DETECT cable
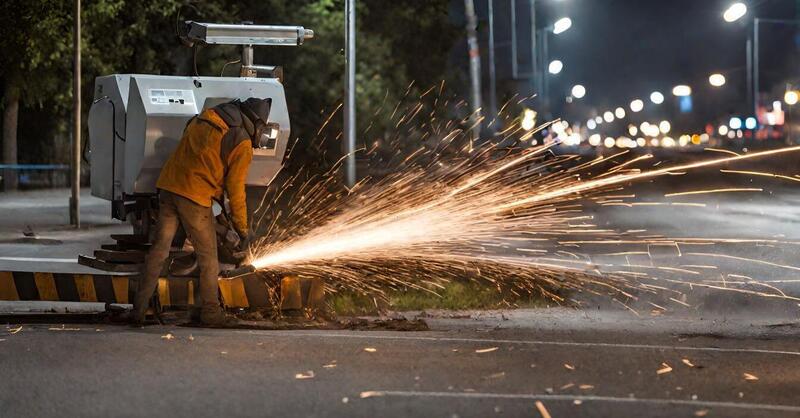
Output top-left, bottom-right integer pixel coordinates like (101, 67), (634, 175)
(193, 44), (200, 76)
(220, 59), (241, 77)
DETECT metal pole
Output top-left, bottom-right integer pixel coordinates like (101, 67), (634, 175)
(753, 18), (760, 118)
(746, 35), (753, 118)
(344, 0), (356, 187)
(487, 0), (498, 124)
(464, 0), (482, 142)
(510, 0), (518, 79)
(70, 0), (81, 227)
(530, 0), (537, 96)
(542, 29), (549, 110)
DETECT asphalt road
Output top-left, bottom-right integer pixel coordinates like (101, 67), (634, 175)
(2, 154), (800, 417)
(1, 309), (799, 418)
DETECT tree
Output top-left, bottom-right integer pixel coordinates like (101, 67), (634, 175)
(0, 1), (73, 189)
(0, 0), (459, 190)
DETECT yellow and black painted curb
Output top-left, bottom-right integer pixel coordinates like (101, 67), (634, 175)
(0, 271), (273, 309)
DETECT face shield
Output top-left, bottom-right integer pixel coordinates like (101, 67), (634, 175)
(253, 121), (281, 150)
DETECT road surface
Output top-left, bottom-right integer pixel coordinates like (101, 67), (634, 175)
(1, 309), (799, 417)
(2, 153), (800, 417)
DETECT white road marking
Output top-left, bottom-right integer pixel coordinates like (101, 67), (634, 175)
(250, 331), (800, 357)
(0, 257), (77, 263)
(361, 390), (800, 413)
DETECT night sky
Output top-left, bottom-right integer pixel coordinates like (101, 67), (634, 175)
(538, 0), (799, 130)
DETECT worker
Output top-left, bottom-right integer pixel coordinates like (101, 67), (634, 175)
(131, 97), (273, 326)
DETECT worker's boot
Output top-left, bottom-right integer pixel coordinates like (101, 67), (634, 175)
(188, 307), (201, 324)
(200, 308), (239, 327)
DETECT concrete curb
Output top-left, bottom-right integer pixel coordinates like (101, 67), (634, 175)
(0, 271), (324, 309)
(0, 271), (275, 309)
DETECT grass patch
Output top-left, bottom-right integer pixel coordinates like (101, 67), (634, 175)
(329, 280), (549, 316)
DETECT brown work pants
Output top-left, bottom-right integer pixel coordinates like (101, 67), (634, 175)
(133, 190), (220, 320)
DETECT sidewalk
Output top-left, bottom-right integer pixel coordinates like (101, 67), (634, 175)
(0, 188), (129, 273)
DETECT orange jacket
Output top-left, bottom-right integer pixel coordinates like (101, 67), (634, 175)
(156, 109), (253, 235)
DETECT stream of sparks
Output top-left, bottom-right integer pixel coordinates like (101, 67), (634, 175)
(244, 88), (800, 306)
(250, 145), (800, 272)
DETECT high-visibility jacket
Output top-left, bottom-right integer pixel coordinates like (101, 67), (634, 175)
(156, 108), (253, 235)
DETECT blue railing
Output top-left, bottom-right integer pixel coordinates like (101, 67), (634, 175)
(0, 164), (69, 170)
(1, 164), (71, 188)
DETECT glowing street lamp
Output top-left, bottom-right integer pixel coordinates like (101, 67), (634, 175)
(615, 107), (626, 119)
(659, 120), (672, 134)
(521, 109), (537, 131)
(603, 111), (615, 123)
(672, 85), (692, 97)
(709, 73), (726, 87)
(553, 17), (573, 35)
(785, 90), (799, 106)
(571, 84), (586, 99)
(548, 60), (563, 75)
(630, 99), (644, 113)
(723, 2), (748, 23)
(650, 91), (665, 105)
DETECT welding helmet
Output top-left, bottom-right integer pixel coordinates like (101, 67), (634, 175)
(239, 98), (279, 149)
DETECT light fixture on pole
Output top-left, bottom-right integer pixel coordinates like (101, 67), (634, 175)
(553, 17), (572, 35)
(538, 15), (572, 110)
(571, 84), (586, 99)
(659, 120), (672, 134)
(650, 91), (665, 104)
(672, 85), (692, 97)
(785, 90), (799, 106)
(548, 59), (563, 75)
(709, 73), (726, 87)
(630, 99), (644, 112)
(723, 2), (747, 23)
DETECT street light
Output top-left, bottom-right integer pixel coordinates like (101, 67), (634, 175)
(672, 85), (692, 96)
(553, 17), (573, 35)
(659, 120), (671, 134)
(615, 107), (626, 119)
(537, 16), (573, 110)
(521, 109), (537, 131)
(650, 91), (665, 104)
(785, 90), (799, 106)
(603, 111), (615, 123)
(571, 84), (586, 99)
(630, 99), (644, 113)
(723, 2), (747, 23)
(709, 73), (726, 87)
(723, 8), (800, 117)
(548, 59), (563, 75)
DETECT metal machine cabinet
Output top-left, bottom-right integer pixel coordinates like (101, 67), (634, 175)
(89, 75), (291, 213)
(87, 21), (312, 223)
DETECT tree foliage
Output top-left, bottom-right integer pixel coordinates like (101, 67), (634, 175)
(0, 0), (459, 167)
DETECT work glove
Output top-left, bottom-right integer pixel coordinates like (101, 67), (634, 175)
(231, 228), (253, 265)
